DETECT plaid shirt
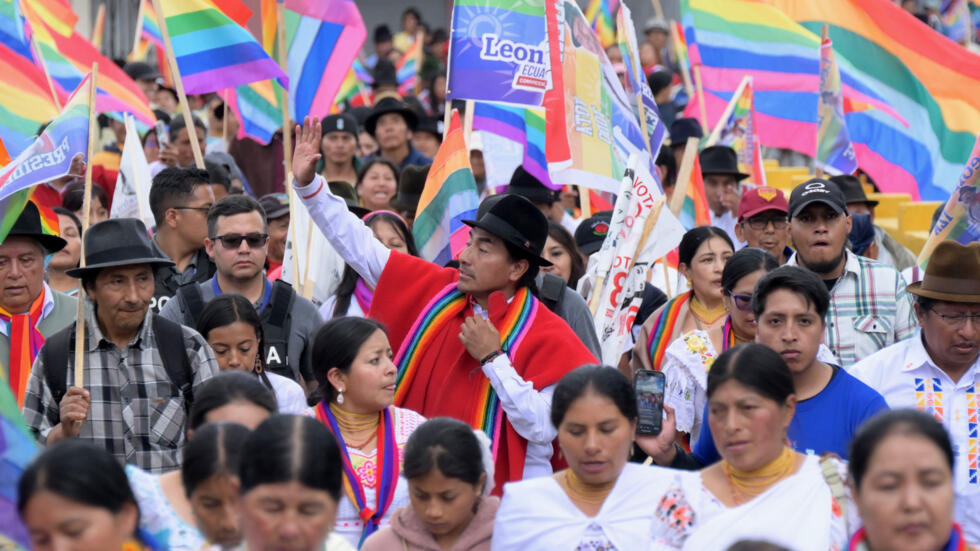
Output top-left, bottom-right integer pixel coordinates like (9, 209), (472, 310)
(22, 305), (218, 473)
(786, 250), (916, 367)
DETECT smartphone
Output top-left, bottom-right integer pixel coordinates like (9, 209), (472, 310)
(155, 120), (169, 147)
(634, 370), (665, 435)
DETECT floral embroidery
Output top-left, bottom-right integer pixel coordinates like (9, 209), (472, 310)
(655, 488), (695, 533)
(682, 334), (715, 371)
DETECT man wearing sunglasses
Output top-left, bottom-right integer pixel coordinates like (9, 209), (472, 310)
(159, 195), (322, 386)
(852, 241), (980, 542)
(149, 167), (229, 313)
(734, 186), (793, 265)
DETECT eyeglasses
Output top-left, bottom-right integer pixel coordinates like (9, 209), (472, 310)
(745, 216), (788, 231)
(173, 205), (211, 214)
(730, 293), (753, 312)
(212, 233), (269, 249)
(928, 307), (980, 328)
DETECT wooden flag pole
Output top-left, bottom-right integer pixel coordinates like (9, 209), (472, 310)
(660, 257), (672, 297)
(131, 0), (146, 56)
(670, 25), (695, 100)
(153, 0), (205, 169)
(301, 218), (315, 299)
(91, 3), (106, 47)
(636, 92), (653, 154)
(442, 100), (452, 135)
(628, 197), (666, 271)
(650, 0), (665, 20)
(30, 34), (62, 111)
(275, 1), (301, 289)
(669, 137), (700, 216)
(704, 75), (751, 147)
(692, 65), (709, 134)
(580, 187), (592, 219)
(73, 63), (99, 405)
(414, 30), (425, 96)
(462, 100), (474, 149)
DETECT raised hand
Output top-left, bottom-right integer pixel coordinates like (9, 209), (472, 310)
(292, 117), (323, 187)
(635, 404), (679, 466)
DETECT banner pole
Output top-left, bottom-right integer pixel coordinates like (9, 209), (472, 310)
(669, 137), (700, 216)
(705, 75), (750, 147)
(153, 0), (205, 169)
(693, 65), (709, 134)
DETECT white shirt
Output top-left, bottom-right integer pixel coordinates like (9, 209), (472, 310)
(710, 209), (742, 249)
(295, 174), (559, 479)
(266, 371), (308, 414)
(851, 332), (980, 543)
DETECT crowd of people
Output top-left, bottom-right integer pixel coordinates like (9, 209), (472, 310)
(2, 3), (979, 551)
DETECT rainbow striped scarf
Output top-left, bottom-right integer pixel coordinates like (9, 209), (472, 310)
(646, 291), (692, 370)
(394, 284), (538, 455)
(313, 403), (398, 546)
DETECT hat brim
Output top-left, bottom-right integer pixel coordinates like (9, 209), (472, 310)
(462, 219), (553, 267)
(906, 281), (980, 303)
(789, 198), (846, 219)
(365, 107), (419, 136)
(264, 206), (290, 220)
(8, 232), (67, 254)
(738, 205), (788, 221)
(578, 241), (602, 256)
(65, 257), (176, 278)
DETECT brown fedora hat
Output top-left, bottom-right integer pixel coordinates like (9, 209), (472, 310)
(907, 241), (980, 303)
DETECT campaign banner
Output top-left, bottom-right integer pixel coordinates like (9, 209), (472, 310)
(446, 0), (552, 107)
(917, 132), (980, 268)
(110, 115), (155, 230)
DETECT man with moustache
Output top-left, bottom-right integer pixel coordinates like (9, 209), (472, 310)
(852, 241), (980, 543)
(734, 187), (793, 265)
(784, 179), (915, 367)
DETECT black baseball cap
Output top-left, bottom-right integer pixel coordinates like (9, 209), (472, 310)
(574, 211), (612, 256)
(788, 178), (848, 219)
(322, 113), (359, 137)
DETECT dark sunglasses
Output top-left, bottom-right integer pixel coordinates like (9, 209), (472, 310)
(730, 293), (753, 312)
(212, 233), (269, 249)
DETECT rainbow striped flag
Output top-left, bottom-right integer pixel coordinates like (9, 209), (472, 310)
(0, 41), (59, 155)
(472, 101), (552, 189)
(615, 3), (667, 156)
(585, 0), (618, 49)
(139, 0), (163, 47)
(412, 110), (480, 266)
(281, 0), (366, 121)
(685, 0), (980, 201)
(0, 0), (31, 60)
(396, 35), (422, 97)
(679, 153), (711, 230)
(0, 379), (38, 551)
(672, 21), (691, 76)
(223, 79), (282, 144)
(917, 132), (980, 267)
(712, 77), (766, 186)
(816, 36), (857, 176)
(335, 67), (370, 107)
(352, 58), (373, 86)
(0, 73), (90, 242)
(159, 0), (287, 95)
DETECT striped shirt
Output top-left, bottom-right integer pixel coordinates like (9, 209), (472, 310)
(23, 305), (219, 473)
(786, 250), (916, 368)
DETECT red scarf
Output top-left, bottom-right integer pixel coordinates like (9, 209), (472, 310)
(0, 287), (46, 407)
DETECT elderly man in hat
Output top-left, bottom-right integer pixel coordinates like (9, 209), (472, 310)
(23, 218), (218, 473)
(0, 203), (77, 407)
(852, 241), (980, 542)
(734, 186), (793, 264)
(700, 145), (749, 246)
(365, 97), (432, 170)
(291, 118), (596, 492)
(829, 174), (916, 271)
(785, 178), (915, 367)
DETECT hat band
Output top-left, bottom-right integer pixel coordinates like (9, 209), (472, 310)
(85, 245), (159, 267)
(920, 273), (980, 297)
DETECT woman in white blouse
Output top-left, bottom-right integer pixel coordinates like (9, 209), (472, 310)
(492, 365), (675, 550)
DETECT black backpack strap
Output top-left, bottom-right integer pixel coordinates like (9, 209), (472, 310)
(176, 283), (206, 327)
(41, 324), (74, 407)
(267, 280), (295, 328)
(261, 280), (296, 378)
(539, 273), (566, 313)
(152, 315), (195, 413)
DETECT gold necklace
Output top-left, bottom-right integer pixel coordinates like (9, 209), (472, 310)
(561, 469), (615, 506)
(690, 295), (727, 325)
(722, 446), (797, 505)
(328, 402), (379, 433)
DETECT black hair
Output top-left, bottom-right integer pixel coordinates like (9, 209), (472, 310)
(61, 181), (109, 213)
(356, 158), (400, 197)
(706, 343), (795, 403)
(721, 247), (779, 295)
(402, 7), (421, 22)
(18, 440), (139, 530)
(751, 265), (830, 320)
(150, 167), (212, 225)
(848, 409), (955, 490)
(677, 226), (734, 268)
(403, 417), (485, 489)
(204, 159), (233, 190)
(655, 148), (677, 189)
(550, 365), (637, 428)
(546, 221), (586, 289)
(196, 295), (277, 389)
(374, 23), (393, 45)
(310, 317), (387, 404)
(168, 114), (206, 142)
(332, 213), (419, 317)
(206, 194), (266, 238)
(188, 371), (278, 431)
(182, 422), (251, 497)
(53, 206), (82, 234)
(239, 415), (343, 501)
(502, 240), (541, 296)
(914, 295), (939, 314)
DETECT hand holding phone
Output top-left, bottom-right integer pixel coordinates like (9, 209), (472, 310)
(634, 369), (665, 436)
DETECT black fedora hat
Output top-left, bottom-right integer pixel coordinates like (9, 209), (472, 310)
(463, 194), (552, 266)
(669, 117), (703, 148)
(507, 166), (559, 205)
(5, 202), (66, 253)
(66, 218), (174, 278)
(391, 164), (430, 212)
(829, 174), (879, 207)
(365, 97), (419, 136)
(699, 145), (749, 181)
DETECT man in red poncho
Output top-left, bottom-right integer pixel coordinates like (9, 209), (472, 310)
(291, 118), (597, 491)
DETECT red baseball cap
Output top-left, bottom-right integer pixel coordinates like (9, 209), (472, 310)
(737, 186), (788, 221)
